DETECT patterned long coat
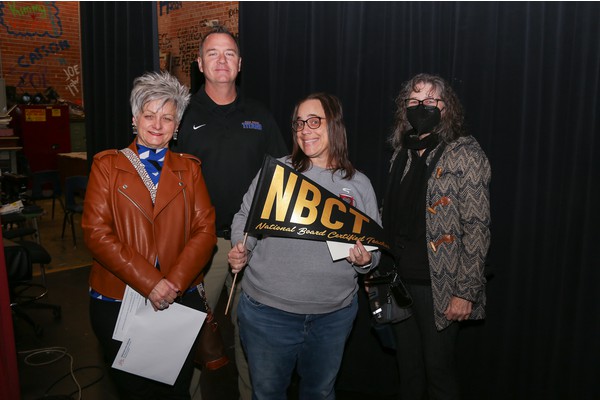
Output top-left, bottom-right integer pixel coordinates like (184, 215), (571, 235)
(388, 135), (491, 330)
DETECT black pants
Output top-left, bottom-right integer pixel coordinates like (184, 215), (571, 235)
(89, 289), (205, 400)
(392, 283), (460, 400)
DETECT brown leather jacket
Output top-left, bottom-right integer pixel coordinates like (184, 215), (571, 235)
(82, 141), (216, 300)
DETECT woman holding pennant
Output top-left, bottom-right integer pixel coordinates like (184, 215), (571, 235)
(228, 92), (381, 400)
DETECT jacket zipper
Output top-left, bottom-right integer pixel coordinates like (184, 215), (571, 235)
(117, 187), (153, 223)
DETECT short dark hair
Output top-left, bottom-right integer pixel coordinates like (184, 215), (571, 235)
(389, 73), (466, 149)
(290, 93), (355, 179)
(198, 25), (239, 56)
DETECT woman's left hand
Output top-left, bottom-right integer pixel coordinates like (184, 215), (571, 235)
(444, 296), (473, 322)
(346, 240), (372, 267)
(149, 278), (179, 311)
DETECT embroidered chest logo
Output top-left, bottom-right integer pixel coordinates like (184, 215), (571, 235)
(339, 189), (355, 207)
(241, 121), (263, 130)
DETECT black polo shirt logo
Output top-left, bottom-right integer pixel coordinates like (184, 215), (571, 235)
(241, 121), (263, 130)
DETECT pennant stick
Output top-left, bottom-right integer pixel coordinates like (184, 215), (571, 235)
(225, 233), (248, 315)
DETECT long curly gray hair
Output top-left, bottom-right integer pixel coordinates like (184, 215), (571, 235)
(389, 73), (466, 149)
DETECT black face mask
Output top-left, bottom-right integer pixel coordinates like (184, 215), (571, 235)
(406, 105), (441, 135)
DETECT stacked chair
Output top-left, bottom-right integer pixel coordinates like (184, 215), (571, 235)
(2, 212), (61, 336)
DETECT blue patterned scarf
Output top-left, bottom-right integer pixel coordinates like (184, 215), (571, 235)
(137, 144), (167, 186)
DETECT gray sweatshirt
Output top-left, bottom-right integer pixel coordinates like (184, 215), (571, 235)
(231, 157), (381, 314)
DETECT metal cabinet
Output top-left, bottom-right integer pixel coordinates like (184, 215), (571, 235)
(11, 105), (71, 173)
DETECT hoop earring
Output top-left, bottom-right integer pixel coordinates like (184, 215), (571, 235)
(132, 122), (138, 135)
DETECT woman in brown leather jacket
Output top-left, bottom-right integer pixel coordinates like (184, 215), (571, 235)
(82, 71), (216, 399)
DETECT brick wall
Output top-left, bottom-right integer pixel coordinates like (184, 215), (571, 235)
(0, 1), (83, 106)
(157, 1), (239, 87)
(0, 1), (240, 110)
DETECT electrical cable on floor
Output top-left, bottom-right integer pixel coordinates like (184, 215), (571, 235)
(47, 366), (105, 397)
(18, 346), (82, 400)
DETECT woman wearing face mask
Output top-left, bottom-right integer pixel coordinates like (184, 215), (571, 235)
(382, 73), (491, 400)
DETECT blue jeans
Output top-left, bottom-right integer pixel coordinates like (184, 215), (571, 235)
(238, 292), (358, 400)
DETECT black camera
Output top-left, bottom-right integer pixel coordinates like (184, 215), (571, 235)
(365, 271), (413, 324)
(365, 272), (412, 308)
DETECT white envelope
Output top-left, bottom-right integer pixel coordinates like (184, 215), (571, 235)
(112, 301), (206, 385)
(112, 285), (146, 341)
(326, 240), (378, 261)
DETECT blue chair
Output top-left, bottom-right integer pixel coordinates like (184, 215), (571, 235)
(29, 170), (64, 220)
(61, 175), (88, 248)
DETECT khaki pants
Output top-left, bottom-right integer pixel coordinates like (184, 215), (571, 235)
(202, 237), (252, 400)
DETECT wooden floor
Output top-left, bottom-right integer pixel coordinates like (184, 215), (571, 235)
(12, 199), (399, 400)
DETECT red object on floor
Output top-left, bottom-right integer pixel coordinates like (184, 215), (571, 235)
(0, 231), (21, 400)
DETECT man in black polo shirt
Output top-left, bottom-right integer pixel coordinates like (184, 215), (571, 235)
(172, 26), (287, 400)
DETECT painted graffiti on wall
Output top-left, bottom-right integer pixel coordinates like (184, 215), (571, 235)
(0, 1), (81, 104)
(159, 33), (172, 52)
(224, 6), (239, 32)
(158, 1), (183, 17)
(0, 1), (62, 37)
(16, 66), (47, 92)
(63, 64), (80, 96)
(176, 25), (204, 74)
(17, 40), (70, 67)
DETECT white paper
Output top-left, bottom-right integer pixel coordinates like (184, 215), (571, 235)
(112, 285), (146, 341)
(112, 301), (206, 385)
(326, 240), (378, 261)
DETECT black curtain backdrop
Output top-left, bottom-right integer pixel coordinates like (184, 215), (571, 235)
(80, 2), (159, 158)
(240, 2), (599, 399)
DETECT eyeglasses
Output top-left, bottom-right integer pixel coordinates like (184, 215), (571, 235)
(292, 116), (325, 131)
(404, 98), (443, 109)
